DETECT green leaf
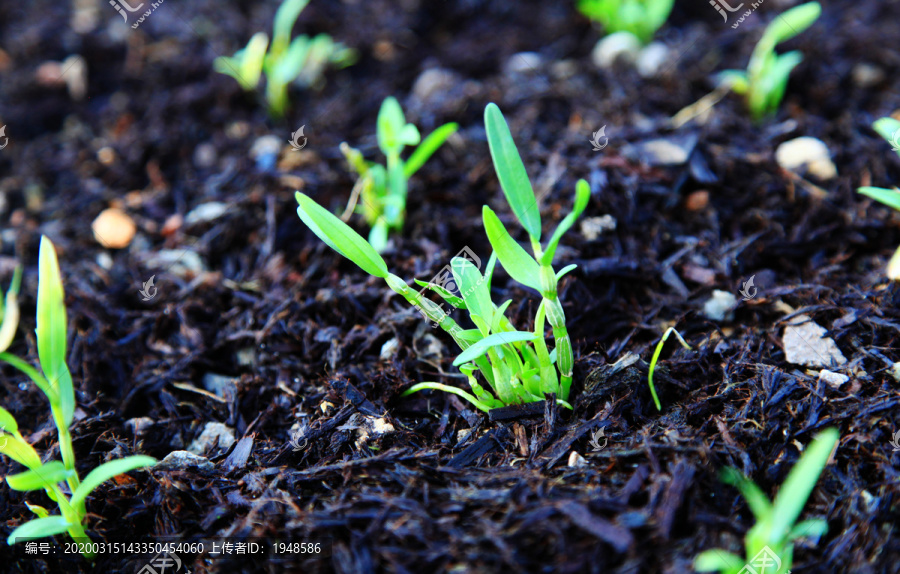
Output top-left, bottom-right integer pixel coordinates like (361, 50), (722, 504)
(0, 405), (19, 435)
(37, 237), (74, 427)
(768, 428), (838, 545)
(759, 51), (804, 118)
(451, 258), (492, 333)
(7, 461), (74, 491)
(70, 455), (157, 508)
(0, 352), (57, 403)
(0, 433), (42, 470)
(272, 0), (310, 59)
(25, 502), (50, 519)
(721, 468), (774, 521)
(873, 117), (900, 155)
(271, 36), (311, 85)
(482, 207), (542, 291)
(401, 382), (496, 413)
(404, 123), (458, 178)
(540, 179), (591, 265)
(693, 549), (743, 572)
(789, 518), (828, 541)
(858, 187), (900, 211)
(719, 70), (750, 94)
(295, 192), (389, 278)
(6, 516), (72, 545)
(452, 331), (537, 367)
(377, 97), (409, 158)
(414, 279), (466, 309)
(455, 329), (484, 343)
(761, 2), (821, 47)
(555, 264), (578, 281)
(484, 103), (542, 240)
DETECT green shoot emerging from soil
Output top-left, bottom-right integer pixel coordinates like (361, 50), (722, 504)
(295, 104), (588, 412)
(340, 96), (458, 253)
(646, 327), (691, 411)
(858, 117), (900, 279)
(695, 428), (838, 574)
(213, 0), (356, 117)
(719, 2), (821, 121)
(0, 237), (156, 560)
(576, 0), (674, 44)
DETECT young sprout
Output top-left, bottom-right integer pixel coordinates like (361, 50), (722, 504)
(294, 104), (588, 412)
(340, 97), (458, 253)
(718, 2), (821, 121)
(576, 0), (674, 44)
(695, 428), (838, 574)
(213, 0), (356, 117)
(858, 117), (900, 279)
(0, 237), (155, 560)
(646, 326), (692, 411)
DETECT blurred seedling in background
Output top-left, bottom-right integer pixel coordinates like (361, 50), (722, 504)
(646, 327), (692, 411)
(695, 428), (838, 574)
(576, 0), (674, 44)
(340, 96), (458, 253)
(213, 0), (356, 117)
(718, 2), (821, 121)
(857, 117), (900, 280)
(0, 238), (155, 560)
(295, 103), (588, 412)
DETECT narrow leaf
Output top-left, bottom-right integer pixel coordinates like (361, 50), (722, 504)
(858, 187), (900, 211)
(482, 207), (542, 291)
(452, 331), (537, 366)
(873, 117), (900, 156)
(0, 432), (42, 470)
(36, 237), (74, 425)
(7, 461), (73, 491)
(0, 405), (19, 435)
(762, 2), (821, 47)
(404, 123), (458, 178)
(70, 455), (157, 508)
(721, 467), (774, 520)
(540, 179), (591, 265)
(295, 192), (389, 278)
(7, 516), (72, 545)
(693, 549), (743, 572)
(768, 428), (838, 544)
(484, 103), (542, 240)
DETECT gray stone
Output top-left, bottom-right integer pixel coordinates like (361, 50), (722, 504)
(775, 137), (837, 180)
(188, 422), (236, 455)
(155, 450), (214, 471)
(782, 315), (847, 367)
(703, 290), (737, 322)
(591, 32), (642, 69)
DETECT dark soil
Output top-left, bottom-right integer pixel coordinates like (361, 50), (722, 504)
(1, 0), (899, 572)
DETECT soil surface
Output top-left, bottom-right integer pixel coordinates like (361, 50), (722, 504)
(1, 0), (899, 572)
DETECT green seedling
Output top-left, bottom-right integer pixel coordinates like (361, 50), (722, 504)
(576, 0), (674, 44)
(858, 117), (900, 280)
(718, 2), (821, 121)
(295, 104), (588, 412)
(340, 96), (458, 253)
(646, 326), (691, 411)
(213, 0), (356, 117)
(0, 237), (155, 560)
(695, 428), (838, 574)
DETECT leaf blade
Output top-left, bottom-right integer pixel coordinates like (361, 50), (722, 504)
(482, 207), (542, 292)
(7, 516), (73, 545)
(70, 455), (157, 508)
(452, 331), (536, 367)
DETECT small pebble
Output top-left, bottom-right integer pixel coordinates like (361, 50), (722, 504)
(782, 315), (847, 368)
(703, 290), (737, 322)
(250, 135), (282, 171)
(155, 450), (214, 472)
(775, 137), (837, 180)
(591, 32), (642, 69)
(92, 208), (136, 249)
(685, 190), (709, 211)
(380, 338), (400, 361)
(193, 143), (217, 168)
(505, 52), (543, 75)
(636, 42), (669, 78)
(188, 422), (236, 455)
(567, 451), (589, 468)
(851, 63), (884, 89)
(630, 136), (696, 166)
(97, 146), (116, 166)
(125, 417), (154, 437)
(140, 249), (205, 277)
(203, 373), (238, 398)
(580, 215), (617, 240)
(185, 202), (229, 225)
(412, 68), (460, 105)
(818, 369), (849, 389)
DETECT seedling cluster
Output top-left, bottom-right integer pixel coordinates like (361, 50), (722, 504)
(296, 103), (588, 412)
(213, 0), (356, 117)
(857, 117), (900, 279)
(340, 97), (457, 253)
(0, 238), (155, 559)
(576, 0), (674, 44)
(719, 2), (821, 121)
(695, 428), (838, 574)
